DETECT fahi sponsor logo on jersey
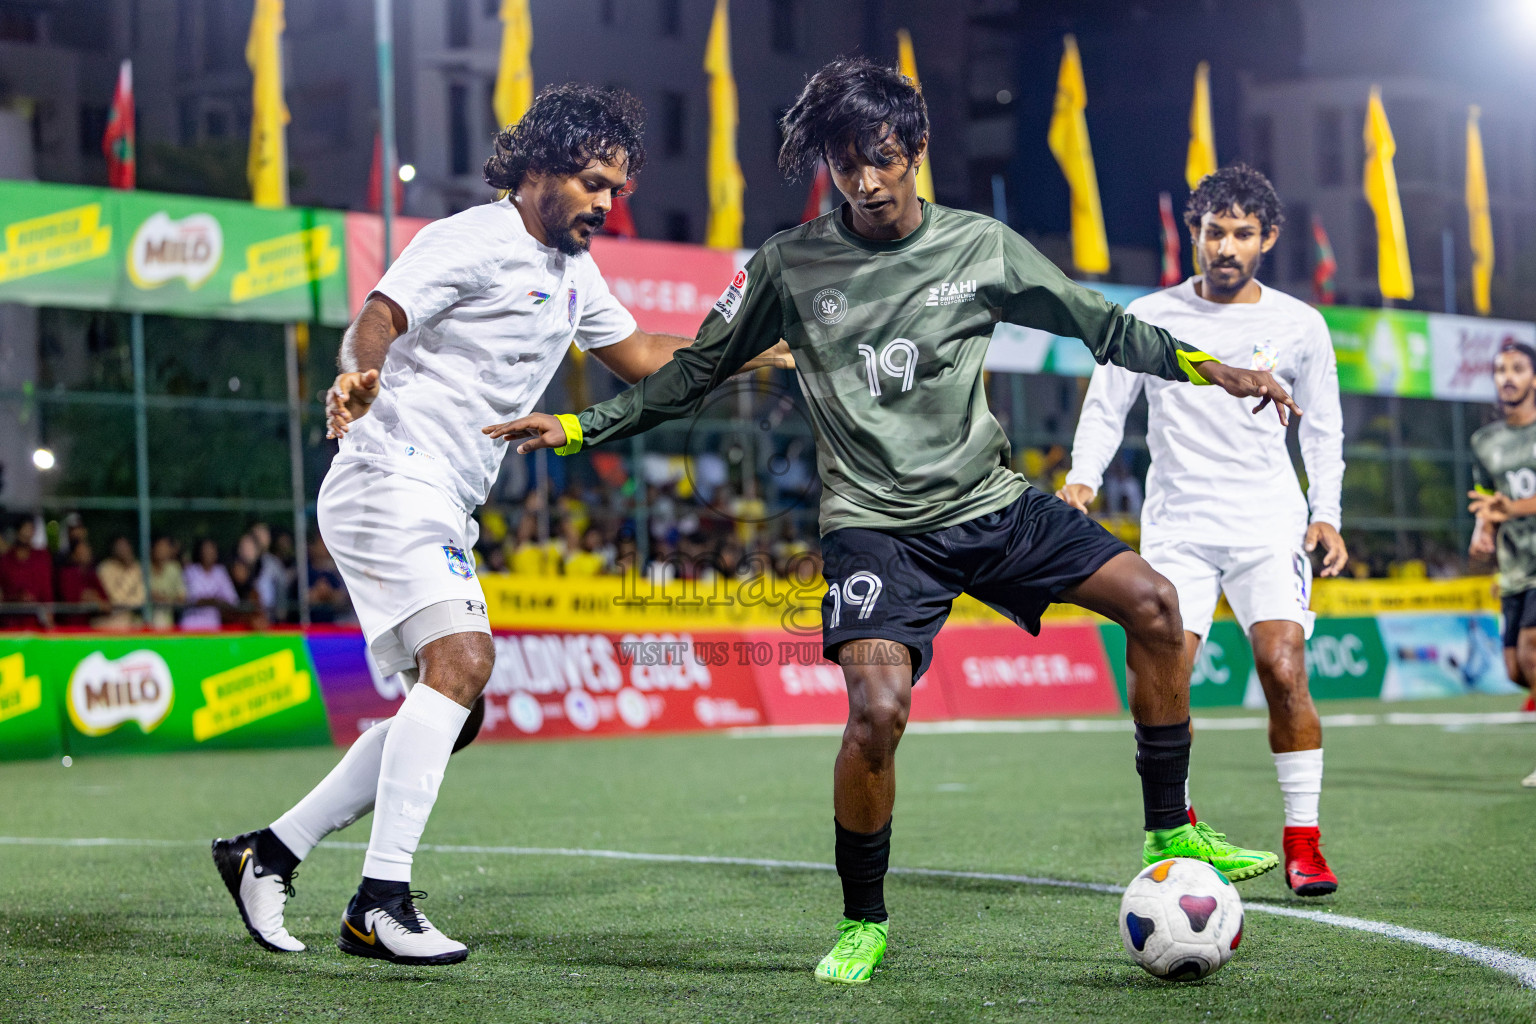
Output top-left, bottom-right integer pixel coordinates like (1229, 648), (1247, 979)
(127, 212), (223, 290)
(925, 279), (977, 307)
(66, 650), (174, 736)
(713, 268), (748, 322)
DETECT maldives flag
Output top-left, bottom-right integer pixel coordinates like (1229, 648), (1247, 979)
(1312, 213), (1337, 305)
(1158, 191), (1181, 287)
(103, 59), (135, 189)
(366, 129), (403, 213)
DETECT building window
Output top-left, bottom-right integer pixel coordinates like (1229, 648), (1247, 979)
(770, 0), (797, 53)
(484, 0), (498, 15)
(205, 108), (228, 139)
(662, 91), (687, 157)
(1247, 115), (1274, 179)
(1354, 199), (1376, 288)
(1315, 108), (1343, 187)
(450, 84), (471, 176)
(447, 0), (471, 48)
(664, 210), (692, 242)
(601, 0), (617, 25)
(660, 0), (682, 37)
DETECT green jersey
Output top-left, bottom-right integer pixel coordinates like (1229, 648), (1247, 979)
(1470, 417), (1536, 595)
(576, 202), (1214, 535)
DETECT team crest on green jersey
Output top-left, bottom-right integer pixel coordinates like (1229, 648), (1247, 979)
(814, 287), (848, 325)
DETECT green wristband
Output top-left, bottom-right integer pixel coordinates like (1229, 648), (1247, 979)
(553, 413), (584, 456)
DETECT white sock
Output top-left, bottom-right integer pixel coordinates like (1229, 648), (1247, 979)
(1274, 748), (1323, 828)
(269, 718), (391, 861)
(362, 685), (470, 883)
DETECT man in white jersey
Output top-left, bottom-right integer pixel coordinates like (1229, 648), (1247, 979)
(1058, 165), (1347, 896)
(210, 84), (788, 964)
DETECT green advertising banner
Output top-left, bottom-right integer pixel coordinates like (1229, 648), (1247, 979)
(0, 179), (349, 326)
(0, 646), (65, 760)
(4, 633), (332, 759)
(1304, 617), (1389, 701)
(1320, 305), (1433, 398)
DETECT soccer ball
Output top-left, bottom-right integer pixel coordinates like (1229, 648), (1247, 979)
(1118, 857), (1244, 982)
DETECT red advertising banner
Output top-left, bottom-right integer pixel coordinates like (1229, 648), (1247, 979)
(310, 629), (766, 745)
(927, 623), (1122, 719)
(344, 211), (745, 336)
(743, 630), (954, 726)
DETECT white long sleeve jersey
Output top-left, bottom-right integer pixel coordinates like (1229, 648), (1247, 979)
(1064, 278), (1344, 548)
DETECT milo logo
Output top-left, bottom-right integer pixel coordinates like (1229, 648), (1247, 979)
(67, 650), (174, 736)
(127, 211), (223, 290)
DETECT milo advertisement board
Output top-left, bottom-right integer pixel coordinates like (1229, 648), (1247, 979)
(36, 634), (332, 757)
(0, 179), (349, 326)
(0, 646), (65, 760)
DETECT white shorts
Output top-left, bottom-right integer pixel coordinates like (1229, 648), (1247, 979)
(318, 458), (491, 675)
(1142, 538), (1315, 641)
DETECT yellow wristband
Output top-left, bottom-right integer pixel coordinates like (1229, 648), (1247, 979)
(1176, 348), (1216, 385)
(553, 413), (584, 456)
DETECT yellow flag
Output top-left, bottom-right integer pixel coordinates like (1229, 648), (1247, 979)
(1047, 35), (1110, 275)
(493, 0), (534, 129)
(703, 0), (744, 249)
(1363, 87), (1413, 300)
(1467, 106), (1494, 316)
(896, 29), (935, 203)
(1185, 61), (1215, 191)
(246, 0), (289, 209)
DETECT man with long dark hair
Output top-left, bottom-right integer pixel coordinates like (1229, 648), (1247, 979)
(1468, 339), (1536, 785)
(1061, 165), (1347, 898)
(497, 59), (1297, 983)
(210, 84), (786, 966)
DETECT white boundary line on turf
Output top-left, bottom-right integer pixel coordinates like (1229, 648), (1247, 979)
(3, 835), (1534, 990)
(727, 710), (1536, 738)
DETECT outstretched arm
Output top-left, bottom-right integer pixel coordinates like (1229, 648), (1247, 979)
(1058, 361), (1143, 511)
(487, 252), (784, 453)
(998, 226), (1301, 423)
(590, 330), (793, 385)
(327, 293), (406, 438)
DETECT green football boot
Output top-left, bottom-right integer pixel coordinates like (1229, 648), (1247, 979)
(814, 918), (888, 984)
(1143, 820), (1279, 881)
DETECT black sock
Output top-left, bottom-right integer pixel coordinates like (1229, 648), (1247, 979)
(1135, 720), (1191, 831)
(359, 876), (411, 904)
(834, 818), (891, 924)
(254, 828), (300, 878)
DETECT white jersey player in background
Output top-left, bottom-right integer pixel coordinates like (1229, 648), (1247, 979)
(1058, 165), (1347, 896)
(211, 84), (788, 964)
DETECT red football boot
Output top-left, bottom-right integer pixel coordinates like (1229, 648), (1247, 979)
(1520, 694), (1534, 713)
(1283, 826), (1338, 897)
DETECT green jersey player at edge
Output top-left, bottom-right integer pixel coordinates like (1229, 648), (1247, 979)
(489, 57), (1300, 986)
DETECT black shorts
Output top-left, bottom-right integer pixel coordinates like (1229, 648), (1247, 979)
(1502, 589), (1536, 648)
(820, 488), (1132, 681)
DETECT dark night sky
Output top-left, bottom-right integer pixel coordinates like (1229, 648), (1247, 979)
(991, 0), (1536, 246)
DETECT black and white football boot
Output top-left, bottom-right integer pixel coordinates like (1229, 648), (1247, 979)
(337, 882), (468, 965)
(211, 830), (305, 952)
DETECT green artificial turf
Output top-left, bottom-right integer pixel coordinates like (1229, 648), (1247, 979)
(1, 694), (1532, 1022)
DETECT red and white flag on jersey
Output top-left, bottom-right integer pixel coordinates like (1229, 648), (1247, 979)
(801, 162), (834, 222)
(1158, 191), (1181, 287)
(103, 59), (135, 189)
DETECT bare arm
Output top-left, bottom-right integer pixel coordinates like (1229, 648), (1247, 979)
(327, 293), (407, 438)
(590, 329), (793, 386)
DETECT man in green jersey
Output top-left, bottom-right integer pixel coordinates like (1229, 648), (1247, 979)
(1468, 339), (1536, 786)
(489, 59), (1298, 983)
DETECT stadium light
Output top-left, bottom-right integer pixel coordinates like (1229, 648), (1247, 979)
(398, 163), (417, 183)
(32, 447), (55, 470)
